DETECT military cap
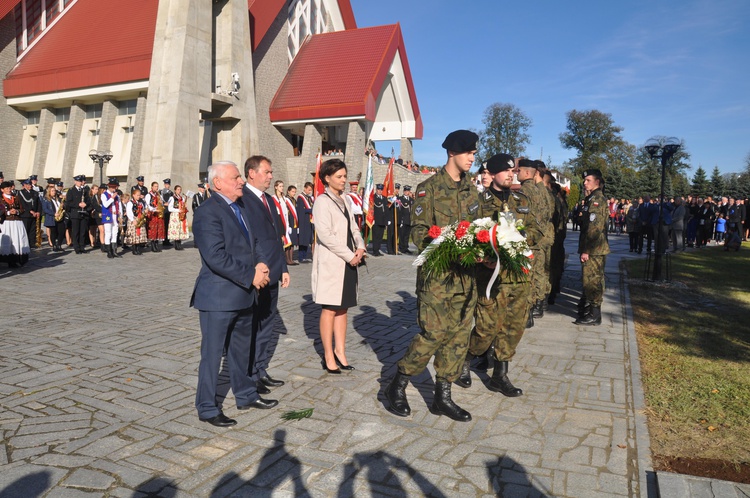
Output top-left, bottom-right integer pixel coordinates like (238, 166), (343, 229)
(0, 171), (4, 178)
(582, 169), (603, 180)
(21, 178), (31, 185)
(477, 163), (487, 173)
(486, 153), (515, 174)
(74, 174), (86, 181)
(403, 185), (412, 191)
(57, 181), (64, 187)
(517, 158), (536, 168)
(533, 160), (547, 171)
(136, 175), (145, 181)
(376, 183), (384, 189)
(107, 177), (120, 187)
(29, 175), (38, 180)
(198, 183), (205, 188)
(441, 129), (479, 153)
(46, 177), (56, 184)
(394, 183), (401, 189)
(163, 178), (171, 184)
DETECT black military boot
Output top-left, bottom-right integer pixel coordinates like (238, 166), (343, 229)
(111, 243), (122, 258)
(455, 354), (473, 388)
(532, 300), (544, 318)
(155, 241), (162, 252)
(488, 361), (523, 397)
(474, 349), (490, 372)
(526, 312), (535, 329)
(430, 380), (471, 421)
(385, 371), (411, 417)
(542, 295), (549, 311)
(106, 244), (114, 259)
(576, 297), (591, 320)
(577, 306), (602, 326)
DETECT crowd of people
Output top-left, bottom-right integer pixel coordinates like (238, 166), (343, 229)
(0, 171), (197, 266)
(571, 194), (749, 253)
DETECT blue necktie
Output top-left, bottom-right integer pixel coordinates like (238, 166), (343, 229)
(230, 202), (250, 242)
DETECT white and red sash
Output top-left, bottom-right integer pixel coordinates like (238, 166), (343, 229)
(284, 197), (298, 227)
(272, 196), (291, 248)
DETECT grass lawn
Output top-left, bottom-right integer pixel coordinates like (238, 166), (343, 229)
(625, 242), (750, 482)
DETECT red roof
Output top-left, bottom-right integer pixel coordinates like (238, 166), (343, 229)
(0, 0), (15, 20)
(269, 23), (422, 138)
(3, 0), (158, 98)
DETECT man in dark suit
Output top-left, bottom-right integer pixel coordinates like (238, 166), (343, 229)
(243, 156), (291, 398)
(18, 178), (41, 246)
(65, 175), (91, 254)
(191, 161), (272, 427)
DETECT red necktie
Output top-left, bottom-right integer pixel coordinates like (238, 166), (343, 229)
(261, 194), (272, 217)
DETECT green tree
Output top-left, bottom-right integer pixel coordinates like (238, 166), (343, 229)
(691, 166), (710, 197)
(567, 182), (581, 211)
(635, 149), (661, 198)
(710, 166), (725, 198)
(476, 103), (532, 161)
(559, 109), (625, 177)
(672, 173), (691, 198)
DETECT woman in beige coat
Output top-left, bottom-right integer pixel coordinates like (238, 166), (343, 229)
(312, 159), (366, 373)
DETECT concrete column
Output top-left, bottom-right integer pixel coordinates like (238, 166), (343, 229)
(126, 93), (148, 191)
(32, 107), (55, 177)
(60, 103), (84, 183)
(97, 100), (118, 152)
(345, 120), (366, 180)
(301, 124), (323, 187)
(0, 12), (24, 175)
(139, 0), (213, 195)
(211, 0), (258, 162)
(400, 138), (414, 164)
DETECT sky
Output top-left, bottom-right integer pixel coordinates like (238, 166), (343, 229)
(351, 0), (750, 175)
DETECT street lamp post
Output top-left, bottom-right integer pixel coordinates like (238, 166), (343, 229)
(88, 149), (113, 186)
(644, 137), (681, 281)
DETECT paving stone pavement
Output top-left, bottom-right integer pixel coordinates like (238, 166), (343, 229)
(1, 233), (748, 497)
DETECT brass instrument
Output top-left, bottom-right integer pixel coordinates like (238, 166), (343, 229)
(178, 194), (188, 222)
(35, 210), (42, 247)
(135, 203), (148, 228)
(155, 196), (165, 219)
(54, 199), (65, 222)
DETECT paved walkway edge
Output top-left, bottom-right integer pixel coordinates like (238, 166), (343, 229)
(620, 263), (657, 498)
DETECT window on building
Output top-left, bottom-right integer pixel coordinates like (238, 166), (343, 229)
(26, 0), (43, 46)
(27, 110), (41, 125)
(117, 99), (138, 115)
(85, 104), (103, 119)
(46, 0), (61, 25)
(55, 107), (70, 122)
(287, 0), (328, 63)
(15, 0), (74, 56)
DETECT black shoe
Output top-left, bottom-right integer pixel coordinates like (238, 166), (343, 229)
(372, 252), (382, 257)
(237, 398), (278, 410)
(199, 413), (237, 427)
(385, 371), (411, 417)
(576, 306), (602, 326)
(487, 361), (523, 397)
(322, 361), (341, 374)
(106, 244), (114, 259)
(577, 297), (591, 320)
(334, 353), (355, 371)
(429, 380), (471, 422)
(260, 375), (285, 387)
(163, 240), (173, 247)
(111, 243), (122, 258)
(257, 383), (271, 395)
(455, 357), (472, 388)
(525, 313), (534, 328)
(532, 300), (544, 318)
(401, 249), (413, 254)
(542, 297), (549, 311)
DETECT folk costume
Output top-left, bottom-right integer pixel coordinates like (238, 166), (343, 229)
(125, 198), (149, 254)
(145, 189), (165, 251)
(101, 180), (122, 258)
(167, 194), (190, 249)
(0, 186), (30, 267)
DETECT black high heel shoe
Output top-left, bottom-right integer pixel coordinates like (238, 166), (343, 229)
(322, 360), (341, 374)
(334, 353), (355, 371)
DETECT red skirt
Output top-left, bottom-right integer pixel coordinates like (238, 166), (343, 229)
(147, 216), (165, 241)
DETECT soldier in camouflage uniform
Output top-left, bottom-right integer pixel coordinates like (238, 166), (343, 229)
(456, 154), (541, 397)
(547, 180), (568, 305)
(575, 169), (610, 325)
(532, 161), (555, 317)
(516, 159), (544, 327)
(384, 130), (480, 422)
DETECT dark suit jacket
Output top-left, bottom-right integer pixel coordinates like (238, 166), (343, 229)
(242, 185), (288, 283)
(190, 194), (265, 312)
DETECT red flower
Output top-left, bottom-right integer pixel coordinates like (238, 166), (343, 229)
(458, 220), (471, 230)
(476, 230), (490, 243)
(428, 225), (442, 238)
(455, 227), (468, 239)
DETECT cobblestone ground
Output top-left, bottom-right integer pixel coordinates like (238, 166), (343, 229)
(1, 233), (648, 497)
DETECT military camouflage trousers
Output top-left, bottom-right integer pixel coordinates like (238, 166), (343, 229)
(470, 270), (531, 362)
(398, 275), (477, 382)
(530, 245), (549, 302)
(581, 255), (606, 306)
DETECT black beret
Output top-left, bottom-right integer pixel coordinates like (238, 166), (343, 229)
(517, 158), (536, 168)
(57, 181), (64, 187)
(533, 160), (547, 171)
(582, 169), (603, 179)
(441, 129), (479, 153)
(21, 179), (31, 185)
(0, 171), (4, 177)
(376, 184), (384, 189)
(486, 153), (515, 175)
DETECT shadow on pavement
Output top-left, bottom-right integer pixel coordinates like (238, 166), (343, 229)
(0, 471), (50, 498)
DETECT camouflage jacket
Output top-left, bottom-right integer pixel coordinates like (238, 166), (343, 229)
(535, 181), (555, 240)
(519, 179), (544, 248)
(578, 188), (610, 255)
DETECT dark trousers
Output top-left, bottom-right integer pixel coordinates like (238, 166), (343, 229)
(371, 224), (386, 254)
(163, 211), (171, 242)
(398, 225), (411, 252)
(628, 232), (639, 251)
(70, 216), (89, 251)
(196, 308), (257, 418)
(387, 223), (396, 254)
(21, 217), (36, 244)
(252, 283), (279, 381)
(50, 222), (67, 247)
(697, 224), (710, 247)
(639, 224), (654, 252)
